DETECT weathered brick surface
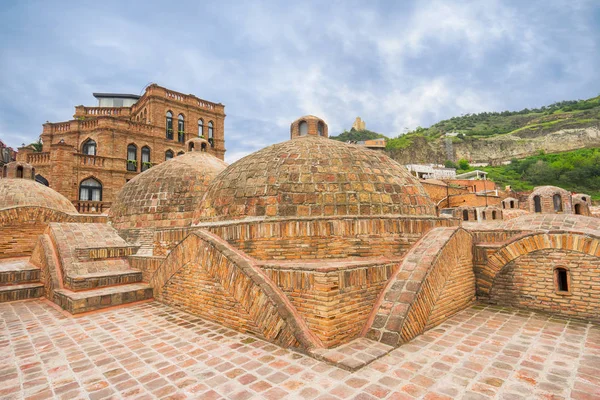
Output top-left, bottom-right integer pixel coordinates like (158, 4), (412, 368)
(490, 248), (600, 321)
(527, 185), (573, 214)
(260, 260), (398, 347)
(364, 227), (475, 346)
(109, 149), (227, 232)
(150, 229), (320, 349)
(196, 135), (436, 221)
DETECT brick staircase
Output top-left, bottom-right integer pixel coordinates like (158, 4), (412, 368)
(0, 258), (44, 303)
(32, 223), (153, 314)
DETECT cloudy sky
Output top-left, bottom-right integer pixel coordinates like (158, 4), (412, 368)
(1, 0), (599, 163)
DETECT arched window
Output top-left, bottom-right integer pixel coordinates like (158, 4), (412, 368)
(16, 166), (23, 178)
(79, 178), (102, 201)
(208, 121), (214, 147)
(141, 146), (151, 171)
(165, 150), (174, 161)
(533, 195), (542, 213)
(35, 174), (49, 186)
(201, 142), (207, 152)
(462, 210), (469, 221)
(299, 121), (308, 136)
(318, 121), (324, 136)
(127, 144), (137, 172)
(555, 268), (569, 292)
(198, 119), (204, 137)
(553, 194), (562, 212)
(166, 111), (174, 140)
(82, 139), (97, 156)
(582, 196), (587, 202)
(177, 151), (184, 156)
(492, 210), (497, 219)
(178, 114), (185, 143)
(574, 204), (582, 215)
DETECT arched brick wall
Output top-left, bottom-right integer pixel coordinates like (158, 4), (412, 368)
(485, 232), (600, 321)
(363, 227), (475, 346)
(479, 232), (600, 299)
(150, 229), (321, 350)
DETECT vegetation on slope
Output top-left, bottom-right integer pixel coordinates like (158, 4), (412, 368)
(330, 128), (387, 142)
(456, 148), (600, 200)
(386, 96), (600, 149)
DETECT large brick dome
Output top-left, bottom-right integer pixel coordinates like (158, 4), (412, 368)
(0, 179), (77, 214)
(109, 150), (227, 230)
(196, 135), (435, 221)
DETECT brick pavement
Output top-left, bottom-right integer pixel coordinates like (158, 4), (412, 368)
(1, 300), (599, 399)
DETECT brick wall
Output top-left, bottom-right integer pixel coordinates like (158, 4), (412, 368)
(261, 262), (397, 347)
(489, 249), (600, 322)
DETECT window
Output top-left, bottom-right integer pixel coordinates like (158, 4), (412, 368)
(141, 146), (151, 171)
(208, 121), (214, 147)
(482, 212), (486, 220)
(555, 268), (569, 293)
(553, 194), (562, 212)
(582, 196), (587, 202)
(492, 210), (497, 219)
(299, 121), (308, 136)
(79, 178), (102, 201)
(31, 168), (35, 179)
(166, 111), (173, 140)
(318, 121), (324, 136)
(533, 195), (542, 213)
(2, 165), (6, 178)
(198, 119), (204, 137)
(16, 166), (23, 178)
(462, 210), (469, 221)
(127, 144), (137, 172)
(510, 200), (515, 209)
(165, 150), (174, 161)
(82, 139), (97, 156)
(502, 202), (506, 209)
(178, 114), (185, 143)
(201, 142), (207, 152)
(575, 204), (582, 215)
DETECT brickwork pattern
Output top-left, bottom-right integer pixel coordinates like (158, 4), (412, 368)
(1, 301), (598, 399)
(490, 249), (600, 322)
(197, 136), (436, 221)
(0, 179), (77, 213)
(528, 185), (573, 214)
(365, 227), (475, 346)
(109, 151), (227, 231)
(150, 230), (319, 349)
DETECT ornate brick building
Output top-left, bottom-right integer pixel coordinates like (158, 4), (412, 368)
(16, 84), (225, 213)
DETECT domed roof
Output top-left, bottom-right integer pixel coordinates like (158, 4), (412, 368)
(529, 185), (571, 197)
(196, 136), (435, 221)
(499, 213), (599, 235)
(0, 179), (77, 214)
(109, 151), (227, 229)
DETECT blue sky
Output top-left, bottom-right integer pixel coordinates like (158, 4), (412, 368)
(1, 0), (599, 163)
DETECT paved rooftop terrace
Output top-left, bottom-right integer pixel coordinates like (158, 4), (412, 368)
(1, 300), (599, 400)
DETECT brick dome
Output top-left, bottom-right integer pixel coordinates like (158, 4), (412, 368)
(0, 179), (77, 214)
(109, 151), (227, 229)
(196, 136), (435, 221)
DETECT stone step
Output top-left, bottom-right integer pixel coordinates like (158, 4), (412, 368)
(0, 258), (41, 285)
(65, 269), (143, 291)
(0, 283), (44, 303)
(53, 283), (153, 314)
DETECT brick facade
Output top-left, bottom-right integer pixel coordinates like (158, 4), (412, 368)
(17, 84), (225, 213)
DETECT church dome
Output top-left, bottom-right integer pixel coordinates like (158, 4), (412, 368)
(196, 135), (435, 221)
(0, 179), (77, 214)
(109, 150), (227, 229)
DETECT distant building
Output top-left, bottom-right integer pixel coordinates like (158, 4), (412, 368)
(352, 116), (366, 131)
(455, 170), (488, 180)
(405, 164), (456, 180)
(16, 84), (226, 214)
(0, 140), (16, 167)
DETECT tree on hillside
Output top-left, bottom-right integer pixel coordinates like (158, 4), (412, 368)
(330, 129), (387, 143)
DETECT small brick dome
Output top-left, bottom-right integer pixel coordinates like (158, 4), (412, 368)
(0, 179), (77, 213)
(196, 135), (435, 221)
(109, 151), (227, 229)
(290, 115), (328, 139)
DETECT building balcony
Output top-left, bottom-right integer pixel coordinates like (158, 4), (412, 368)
(26, 152), (51, 165)
(75, 200), (111, 214)
(74, 106), (131, 118)
(77, 153), (107, 168)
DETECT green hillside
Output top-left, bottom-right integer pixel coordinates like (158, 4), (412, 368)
(387, 95), (600, 149)
(330, 128), (388, 142)
(458, 148), (600, 201)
